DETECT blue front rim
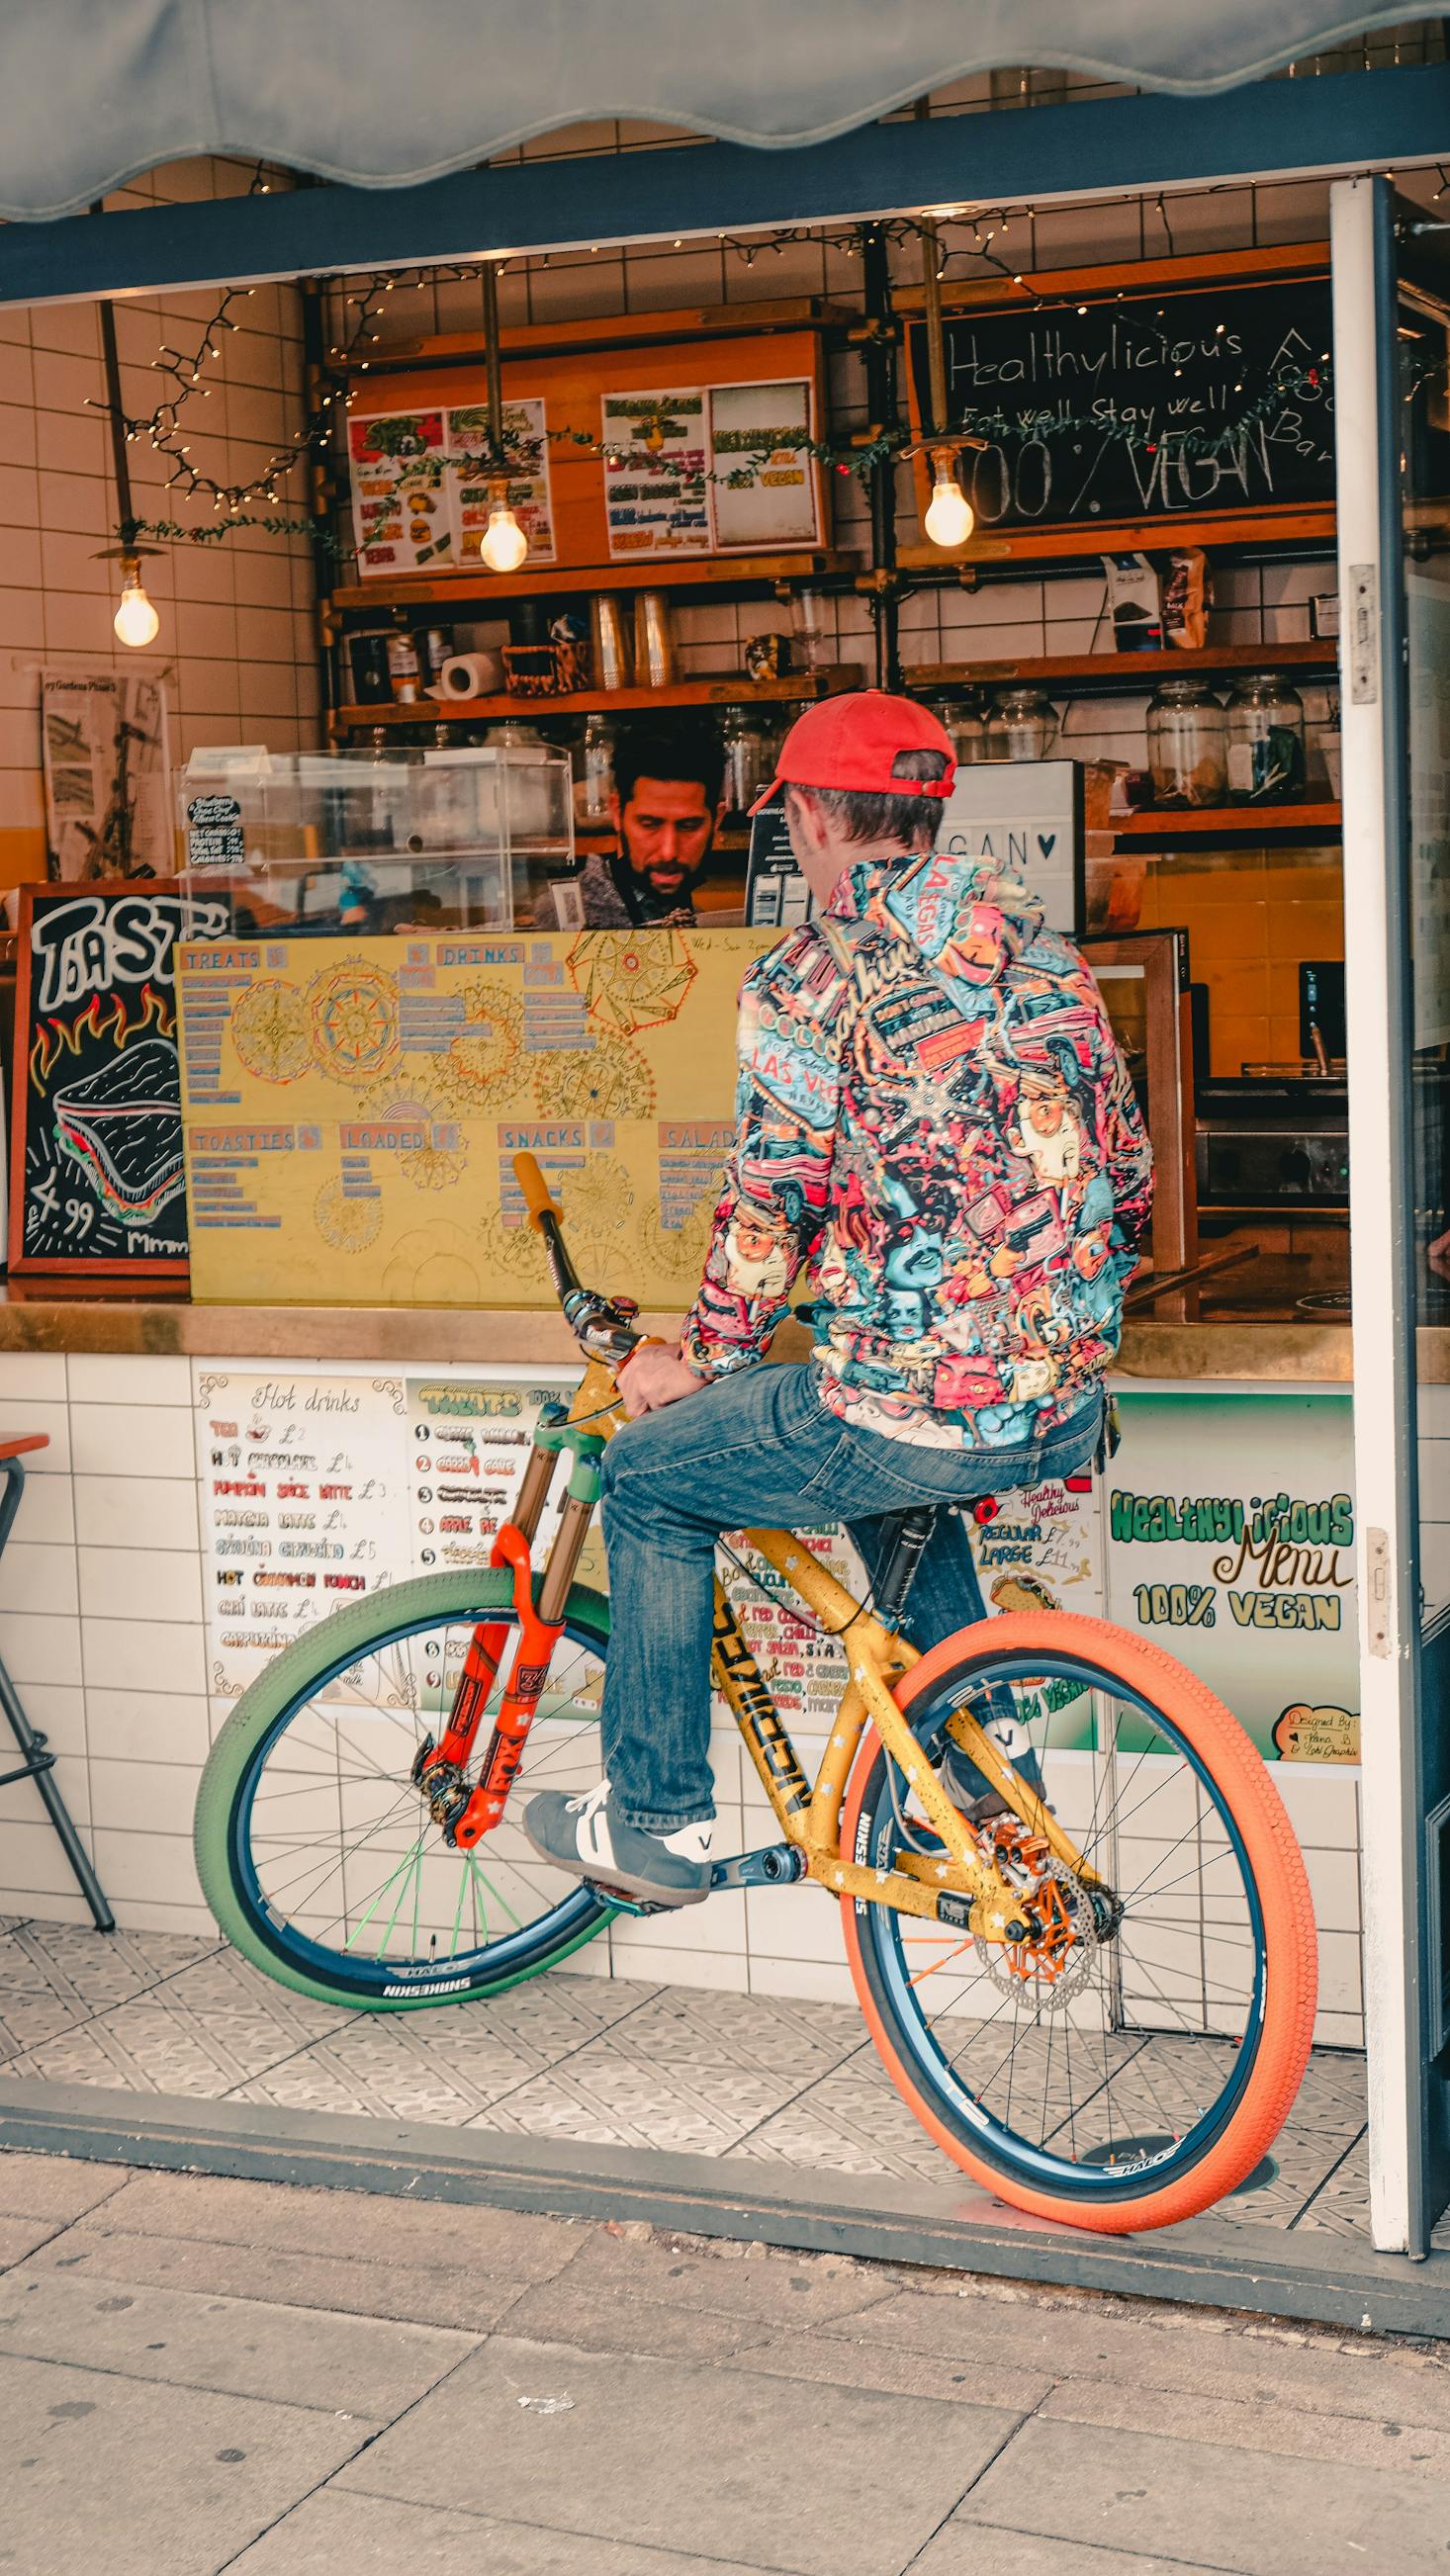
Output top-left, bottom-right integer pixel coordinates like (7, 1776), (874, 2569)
(227, 1597), (610, 1995)
(864, 1651), (1268, 2203)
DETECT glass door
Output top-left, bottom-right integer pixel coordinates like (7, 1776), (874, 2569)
(1332, 173), (1450, 2255)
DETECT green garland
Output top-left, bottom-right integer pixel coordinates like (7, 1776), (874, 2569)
(125, 363), (1332, 552)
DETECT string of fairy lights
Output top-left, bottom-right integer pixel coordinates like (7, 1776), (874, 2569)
(93, 182), (1414, 638)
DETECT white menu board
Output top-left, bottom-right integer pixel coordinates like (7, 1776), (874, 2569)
(197, 1370), (412, 1700)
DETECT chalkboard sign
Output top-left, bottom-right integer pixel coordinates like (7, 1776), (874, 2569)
(10, 884), (229, 1278)
(909, 277), (1334, 531)
(744, 802), (815, 928)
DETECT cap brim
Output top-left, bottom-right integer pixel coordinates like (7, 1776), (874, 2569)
(746, 778), (785, 817)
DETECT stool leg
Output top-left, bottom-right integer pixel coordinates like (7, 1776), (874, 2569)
(0, 1655), (114, 1933)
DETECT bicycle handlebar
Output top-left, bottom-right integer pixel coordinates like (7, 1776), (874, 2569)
(514, 1151), (563, 1231)
(510, 1151), (641, 1367)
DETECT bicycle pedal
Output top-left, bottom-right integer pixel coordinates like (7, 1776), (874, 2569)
(583, 1877), (672, 1917)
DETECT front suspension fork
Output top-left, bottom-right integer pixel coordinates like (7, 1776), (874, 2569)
(419, 1404), (604, 1846)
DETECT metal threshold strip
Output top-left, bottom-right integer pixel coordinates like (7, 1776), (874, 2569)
(0, 2076), (1444, 2341)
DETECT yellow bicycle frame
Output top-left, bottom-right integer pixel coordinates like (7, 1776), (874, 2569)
(564, 1355), (1101, 1948)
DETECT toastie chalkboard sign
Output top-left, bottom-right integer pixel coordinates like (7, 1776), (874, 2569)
(10, 884), (229, 1278)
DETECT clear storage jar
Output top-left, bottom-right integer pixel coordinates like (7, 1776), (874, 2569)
(1146, 677), (1227, 808)
(992, 684), (1059, 761)
(1224, 673), (1306, 804)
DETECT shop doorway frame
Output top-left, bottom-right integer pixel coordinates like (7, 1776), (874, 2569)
(0, 67), (1447, 2264)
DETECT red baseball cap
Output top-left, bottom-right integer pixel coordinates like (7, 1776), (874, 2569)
(748, 689), (956, 815)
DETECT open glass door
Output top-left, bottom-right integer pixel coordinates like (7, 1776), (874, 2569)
(1332, 173), (1450, 2255)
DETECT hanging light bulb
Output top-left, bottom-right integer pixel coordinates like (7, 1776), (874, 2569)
(479, 475), (528, 575)
(924, 446), (974, 551)
(113, 552), (160, 648)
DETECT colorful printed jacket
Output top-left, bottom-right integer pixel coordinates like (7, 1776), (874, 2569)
(680, 850), (1154, 1450)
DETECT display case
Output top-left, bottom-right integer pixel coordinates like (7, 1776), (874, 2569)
(176, 743), (573, 933)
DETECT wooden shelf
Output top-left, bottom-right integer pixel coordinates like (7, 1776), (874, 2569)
(331, 666), (863, 731)
(906, 642), (1339, 694)
(328, 552), (860, 615)
(894, 507), (1336, 576)
(339, 298), (855, 378)
(1111, 802), (1341, 844)
(891, 239), (1329, 316)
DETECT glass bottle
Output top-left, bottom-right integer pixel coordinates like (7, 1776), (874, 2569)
(1224, 673), (1306, 804)
(1146, 678), (1228, 809)
(993, 685), (1060, 761)
(575, 714), (616, 826)
(720, 706), (770, 817)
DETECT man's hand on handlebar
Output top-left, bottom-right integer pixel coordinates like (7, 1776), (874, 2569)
(617, 1343), (710, 1419)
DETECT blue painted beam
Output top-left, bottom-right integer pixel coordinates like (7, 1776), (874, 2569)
(0, 64), (1443, 308)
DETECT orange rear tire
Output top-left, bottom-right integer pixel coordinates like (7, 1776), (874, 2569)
(840, 1611), (1317, 2233)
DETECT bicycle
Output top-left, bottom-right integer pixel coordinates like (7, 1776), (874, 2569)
(196, 1153), (1318, 2233)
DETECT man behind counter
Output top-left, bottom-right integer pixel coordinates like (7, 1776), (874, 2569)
(536, 723), (726, 929)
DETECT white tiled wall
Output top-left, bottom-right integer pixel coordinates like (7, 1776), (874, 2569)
(0, 1346), (1366, 2049)
(0, 157), (319, 892)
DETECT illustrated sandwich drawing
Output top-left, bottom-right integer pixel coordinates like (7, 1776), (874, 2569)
(52, 1036), (184, 1226)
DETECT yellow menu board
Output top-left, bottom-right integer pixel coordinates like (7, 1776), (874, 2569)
(176, 927), (773, 1308)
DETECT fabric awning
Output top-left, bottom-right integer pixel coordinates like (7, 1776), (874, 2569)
(1, 2), (1423, 221)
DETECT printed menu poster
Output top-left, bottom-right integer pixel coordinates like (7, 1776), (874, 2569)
(41, 670), (174, 881)
(449, 399), (556, 567)
(601, 388), (709, 559)
(1105, 1388), (1359, 1761)
(177, 927), (773, 1309)
(196, 1370), (412, 1699)
(348, 408), (452, 576)
(707, 380), (819, 551)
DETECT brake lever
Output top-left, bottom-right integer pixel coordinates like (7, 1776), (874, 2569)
(562, 1288), (642, 1367)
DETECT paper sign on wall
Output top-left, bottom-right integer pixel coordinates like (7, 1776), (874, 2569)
(601, 388), (709, 559)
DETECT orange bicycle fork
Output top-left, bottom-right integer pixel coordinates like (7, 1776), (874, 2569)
(413, 1405), (605, 1847)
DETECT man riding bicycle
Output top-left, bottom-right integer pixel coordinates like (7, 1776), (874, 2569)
(527, 690), (1153, 1909)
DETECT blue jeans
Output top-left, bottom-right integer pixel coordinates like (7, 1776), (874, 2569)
(598, 1362), (1103, 1830)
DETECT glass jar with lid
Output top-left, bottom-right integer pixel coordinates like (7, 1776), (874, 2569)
(720, 706), (771, 817)
(1146, 677), (1227, 809)
(991, 685), (1059, 761)
(1224, 673), (1306, 804)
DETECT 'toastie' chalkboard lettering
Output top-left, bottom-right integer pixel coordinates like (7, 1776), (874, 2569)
(910, 279), (1333, 529)
(11, 885), (229, 1277)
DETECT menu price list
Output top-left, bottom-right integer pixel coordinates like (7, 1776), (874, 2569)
(198, 1370), (582, 1703)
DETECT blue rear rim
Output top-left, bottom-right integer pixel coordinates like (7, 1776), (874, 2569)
(856, 1650), (1268, 2205)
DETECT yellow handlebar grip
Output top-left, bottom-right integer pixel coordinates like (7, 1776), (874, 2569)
(513, 1151), (563, 1232)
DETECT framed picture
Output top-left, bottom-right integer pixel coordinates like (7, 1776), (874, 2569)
(707, 379), (821, 551)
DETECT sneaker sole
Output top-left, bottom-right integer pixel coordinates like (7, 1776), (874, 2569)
(521, 1819), (711, 1910)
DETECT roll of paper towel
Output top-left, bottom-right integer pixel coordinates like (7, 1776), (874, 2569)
(435, 650), (502, 699)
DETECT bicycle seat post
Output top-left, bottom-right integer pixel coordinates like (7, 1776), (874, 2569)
(872, 1506), (939, 1630)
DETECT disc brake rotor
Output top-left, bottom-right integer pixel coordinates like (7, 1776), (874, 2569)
(974, 1852), (1100, 2008)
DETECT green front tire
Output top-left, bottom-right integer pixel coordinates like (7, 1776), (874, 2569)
(194, 1569), (615, 2010)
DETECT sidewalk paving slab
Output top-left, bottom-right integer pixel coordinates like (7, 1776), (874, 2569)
(833, 2283), (1450, 2429)
(0, 2347), (372, 2576)
(228, 2487), (782, 2575)
(334, 2333), (1023, 2576)
(8, 2223), (541, 2332)
(966, 2416), (1450, 2573)
(0, 2264), (479, 2415)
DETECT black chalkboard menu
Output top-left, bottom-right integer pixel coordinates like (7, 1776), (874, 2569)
(10, 883), (229, 1278)
(909, 276), (1334, 531)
